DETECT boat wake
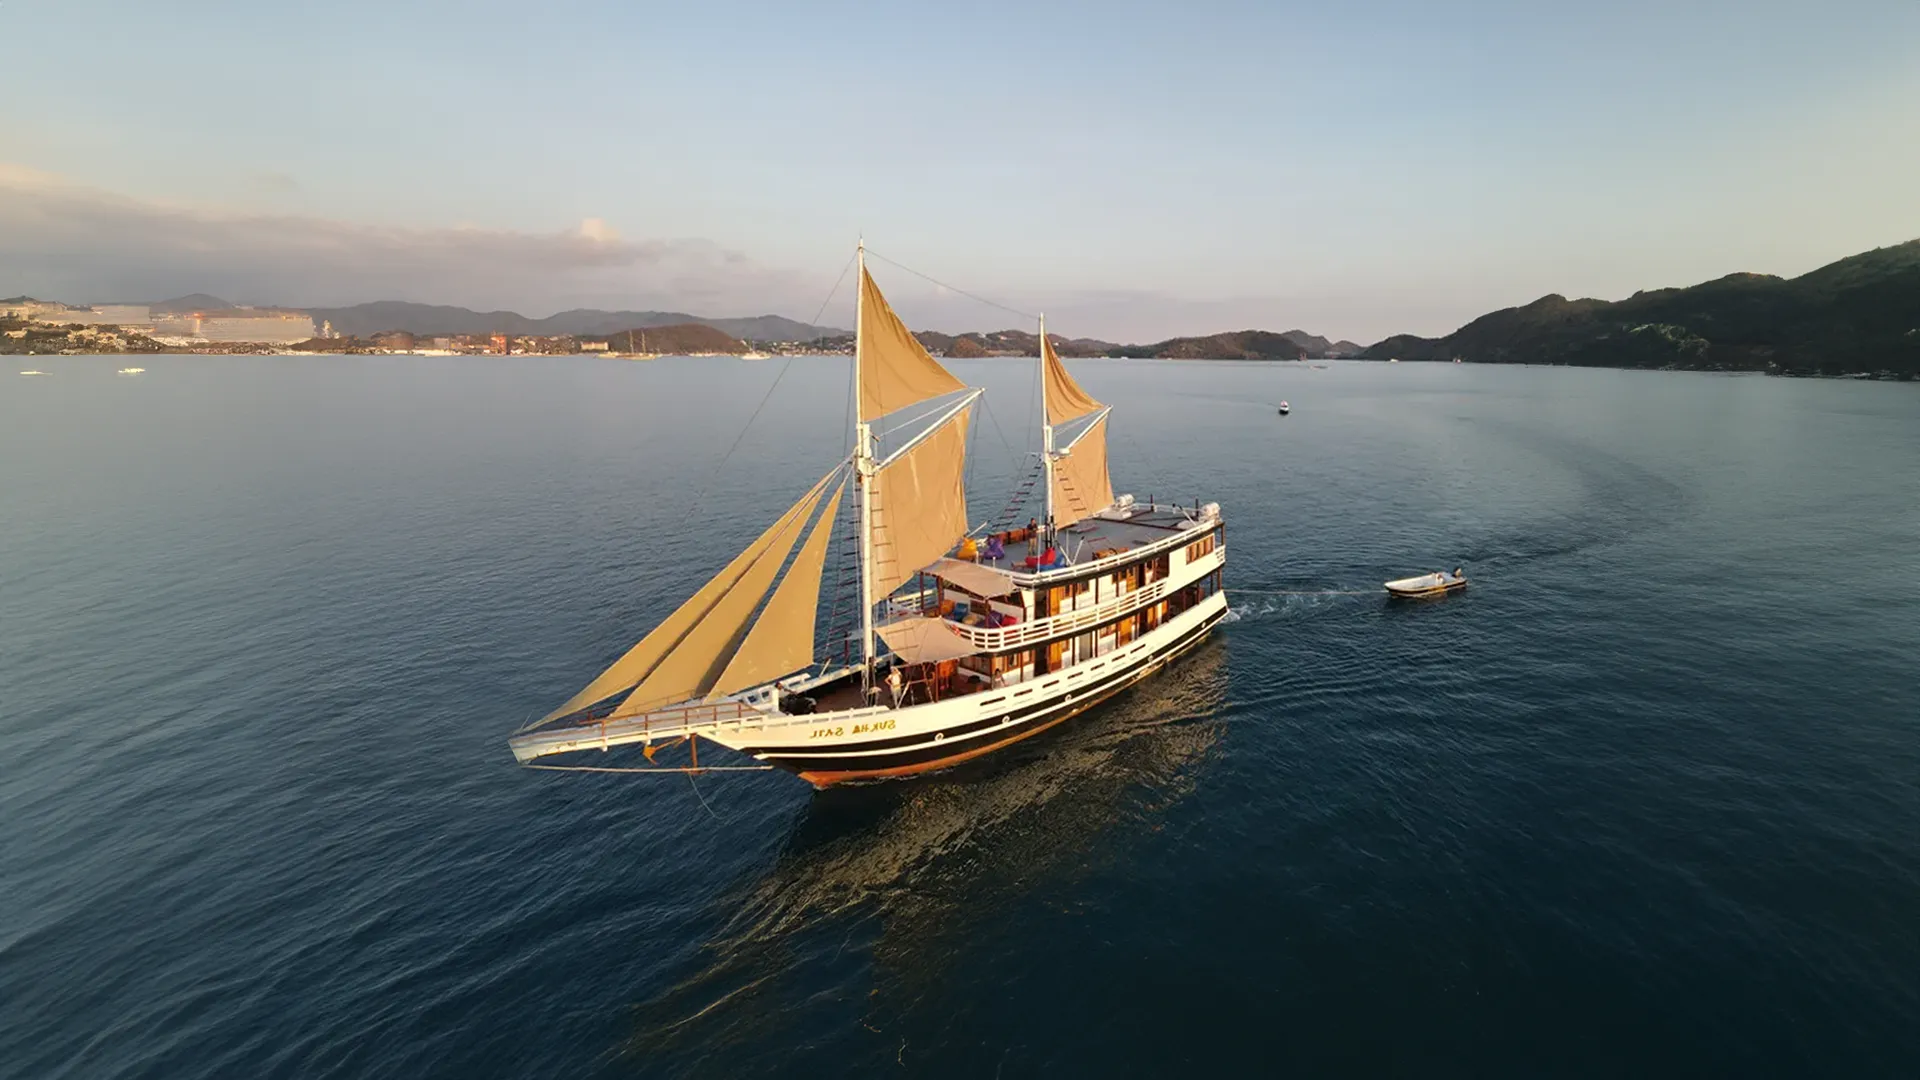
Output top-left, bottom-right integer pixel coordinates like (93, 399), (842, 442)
(1225, 587), (1373, 624)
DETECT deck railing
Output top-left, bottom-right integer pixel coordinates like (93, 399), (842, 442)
(918, 575), (1175, 652)
(509, 689), (889, 763)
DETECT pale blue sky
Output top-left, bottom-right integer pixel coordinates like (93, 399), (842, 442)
(3, 0), (1917, 341)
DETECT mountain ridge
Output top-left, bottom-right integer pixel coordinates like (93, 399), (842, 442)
(1362, 240), (1920, 377)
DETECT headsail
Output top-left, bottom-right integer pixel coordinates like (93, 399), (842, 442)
(611, 477), (833, 717)
(536, 468), (838, 725)
(706, 481), (846, 700)
(858, 266), (966, 422)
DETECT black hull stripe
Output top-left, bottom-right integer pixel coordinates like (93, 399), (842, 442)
(748, 609), (1223, 773)
(743, 608), (1222, 756)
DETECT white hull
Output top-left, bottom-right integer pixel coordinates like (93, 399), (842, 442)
(713, 591), (1229, 784)
(510, 589), (1229, 786)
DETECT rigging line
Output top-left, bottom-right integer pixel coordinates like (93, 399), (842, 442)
(675, 251), (859, 533)
(810, 248), (859, 344)
(978, 391), (1026, 474)
(687, 770), (721, 818)
(978, 394), (1037, 523)
(862, 249), (1039, 322)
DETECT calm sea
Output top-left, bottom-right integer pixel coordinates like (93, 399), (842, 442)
(3, 356), (1918, 1078)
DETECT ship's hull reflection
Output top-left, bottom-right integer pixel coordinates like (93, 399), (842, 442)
(620, 640), (1231, 1063)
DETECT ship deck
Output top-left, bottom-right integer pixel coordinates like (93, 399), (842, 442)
(972, 503), (1211, 577)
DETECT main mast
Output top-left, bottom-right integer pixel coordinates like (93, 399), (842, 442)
(1040, 313), (1055, 547)
(855, 241), (877, 692)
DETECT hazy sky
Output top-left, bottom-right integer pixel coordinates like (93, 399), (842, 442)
(3, 0), (1917, 342)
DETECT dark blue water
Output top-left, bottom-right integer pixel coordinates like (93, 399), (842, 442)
(4, 356), (1918, 1078)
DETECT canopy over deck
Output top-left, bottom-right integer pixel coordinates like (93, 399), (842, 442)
(876, 616), (979, 664)
(926, 557), (1017, 598)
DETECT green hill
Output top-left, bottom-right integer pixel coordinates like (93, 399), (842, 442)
(1114, 330), (1307, 361)
(1364, 240), (1920, 377)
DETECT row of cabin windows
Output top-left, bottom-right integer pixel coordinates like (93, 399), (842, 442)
(1183, 533), (1218, 563)
(961, 570), (1224, 688)
(1037, 552), (1171, 618)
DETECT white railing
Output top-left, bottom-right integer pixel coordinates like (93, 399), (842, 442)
(930, 576), (1172, 652)
(509, 693), (888, 763)
(1002, 502), (1217, 585)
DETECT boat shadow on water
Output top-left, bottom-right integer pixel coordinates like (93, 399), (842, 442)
(615, 642), (1231, 1067)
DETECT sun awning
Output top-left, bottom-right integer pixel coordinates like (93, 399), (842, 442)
(926, 557), (1017, 598)
(876, 617), (978, 664)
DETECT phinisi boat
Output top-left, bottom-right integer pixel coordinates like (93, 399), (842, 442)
(508, 247), (1229, 786)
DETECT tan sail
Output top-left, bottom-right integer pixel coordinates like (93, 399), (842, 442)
(858, 266), (966, 422)
(537, 470), (835, 724)
(870, 407), (972, 598)
(1051, 412), (1114, 528)
(613, 479), (830, 717)
(706, 481), (846, 701)
(1042, 333), (1102, 426)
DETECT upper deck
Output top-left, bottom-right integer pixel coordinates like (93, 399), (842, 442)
(969, 500), (1221, 586)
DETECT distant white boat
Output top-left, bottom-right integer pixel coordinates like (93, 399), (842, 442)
(19, 369), (47, 376)
(118, 366), (146, 375)
(1277, 401), (1290, 415)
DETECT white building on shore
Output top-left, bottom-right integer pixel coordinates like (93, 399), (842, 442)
(154, 310), (316, 344)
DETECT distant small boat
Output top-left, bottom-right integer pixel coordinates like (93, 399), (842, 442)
(1277, 401), (1290, 415)
(1384, 568), (1467, 599)
(19, 369), (47, 376)
(118, 367), (146, 375)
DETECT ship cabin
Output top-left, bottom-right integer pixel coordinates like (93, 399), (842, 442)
(873, 497), (1225, 708)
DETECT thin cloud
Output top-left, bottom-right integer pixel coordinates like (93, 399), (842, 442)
(0, 164), (816, 315)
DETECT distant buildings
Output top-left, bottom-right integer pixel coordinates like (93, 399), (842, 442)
(153, 310), (316, 344)
(3, 300), (154, 329)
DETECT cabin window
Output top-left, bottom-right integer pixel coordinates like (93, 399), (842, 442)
(1184, 534), (1216, 563)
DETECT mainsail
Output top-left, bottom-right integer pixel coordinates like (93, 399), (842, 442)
(545, 254), (987, 721)
(857, 266), (967, 423)
(855, 260), (981, 622)
(1043, 332), (1102, 426)
(870, 406), (972, 598)
(1052, 412), (1114, 527)
(1042, 331), (1114, 528)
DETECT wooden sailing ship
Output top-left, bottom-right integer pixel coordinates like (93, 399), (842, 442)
(509, 247), (1229, 786)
